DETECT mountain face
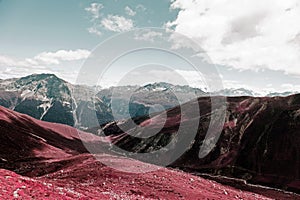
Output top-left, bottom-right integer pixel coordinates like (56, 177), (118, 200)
(101, 94), (300, 193)
(68, 84), (114, 130)
(96, 83), (206, 121)
(0, 74), (114, 129)
(0, 74), (74, 126)
(0, 74), (207, 129)
(0, 105), (284, 199)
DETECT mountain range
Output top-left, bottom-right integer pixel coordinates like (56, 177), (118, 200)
(0, 74), (298, 130)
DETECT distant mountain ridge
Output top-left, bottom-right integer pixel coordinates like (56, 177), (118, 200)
(0, 74), (208, 129)
(214, 88), (259, 97)
(0, 73), (298, 129)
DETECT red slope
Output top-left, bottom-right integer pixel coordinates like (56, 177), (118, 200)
(103, 95), (300, 193)
(0, 105), (103, 161)
(0, 106), (295, 199)
(1, 154), (273, 200)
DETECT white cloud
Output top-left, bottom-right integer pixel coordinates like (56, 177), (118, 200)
(0, 65), (80, 84)
(174, 69), (207, 89)
(0, 50), (88, 83)
(223, 80), (254, 90)
(85, 3), (104, 36)
(85, 3), (135, 35)
(101, 15), (134, 32)
(168, 0), (300, 75)
(280, 83), (300, 91)
(0, 55), (18, 66)
(0, 55), (41, 68)
(125, 6), (136, 16)
(0, 49), (90, 67)
(134, 30), (163, 42)
(87, 26), (102, 36)
(33, 49), (91, 65)
(85, 3), (103, 20)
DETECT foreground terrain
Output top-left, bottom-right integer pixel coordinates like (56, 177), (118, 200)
(0, 155), (275, 199)
(0, 106), (299, 199)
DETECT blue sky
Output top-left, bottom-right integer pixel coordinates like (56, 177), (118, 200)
(0, 0), (177, 56)
(0, 0), (300, 94)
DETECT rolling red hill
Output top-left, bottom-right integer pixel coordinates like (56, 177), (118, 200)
(0, 105), (299, 199)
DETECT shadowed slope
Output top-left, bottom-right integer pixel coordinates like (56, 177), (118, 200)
(102, 95), (300, 193)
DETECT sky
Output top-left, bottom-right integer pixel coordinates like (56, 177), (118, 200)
(0, 0), (300, 94)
